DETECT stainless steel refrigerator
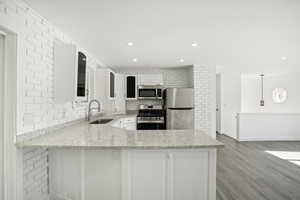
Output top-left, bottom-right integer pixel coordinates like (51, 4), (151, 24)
(165, 88), (194, 129)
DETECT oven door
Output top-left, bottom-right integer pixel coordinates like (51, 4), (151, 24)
(138, 88), (157, 99)
(137, 122), (165, 130)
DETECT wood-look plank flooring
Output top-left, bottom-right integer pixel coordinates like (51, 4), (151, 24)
(217, 134), (300, 200)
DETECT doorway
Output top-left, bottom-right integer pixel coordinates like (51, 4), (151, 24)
(216, 74), (221, 134)
(0, 32), (5, 200)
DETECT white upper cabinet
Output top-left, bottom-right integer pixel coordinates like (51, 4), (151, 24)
(53, 40), (89, 103)
(115, 73), (125, 100)
(88, 69), (95, 100)
(93, 68), (107, 103)
(53, 40), (76, 103)
(138, 73), (163, 86)
(114, 73), (126, 114)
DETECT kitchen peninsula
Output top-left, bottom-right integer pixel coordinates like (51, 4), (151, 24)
(18, 114), (223, 200)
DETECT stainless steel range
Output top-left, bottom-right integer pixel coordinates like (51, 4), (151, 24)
(137, 104), (165, 130)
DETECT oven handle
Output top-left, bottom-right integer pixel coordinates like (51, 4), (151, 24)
(137, 120), (165, 124)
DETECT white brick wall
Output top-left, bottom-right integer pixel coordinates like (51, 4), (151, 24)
(23, 148), (49, 200)
(1, 0), (102, 133)
(1, 0), (108, 199)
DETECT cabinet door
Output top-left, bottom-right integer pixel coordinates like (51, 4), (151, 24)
(111, 119), (122, 128)
(171, 151), (209, 200)
(126, 75), (137, 100)
(49, 149), (82, 200)
(84, 150), (121, 200)
(122, 117), (136, 130)
(130, 151), (167, 200)
(114, 74), (126, 114)
(94, 68), (107, 103)
(138, 74), (163, 85)
(53, 40), (76, 103)
(88, 69), (95, 100)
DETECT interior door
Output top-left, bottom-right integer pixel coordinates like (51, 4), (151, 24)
(216, 74), (221, 134)
(0, 33), (5, 200)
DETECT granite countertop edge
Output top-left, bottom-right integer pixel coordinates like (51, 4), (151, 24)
(16, 113), (224, 149)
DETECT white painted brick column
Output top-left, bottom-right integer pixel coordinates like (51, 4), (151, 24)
(193, 65), (216, 138)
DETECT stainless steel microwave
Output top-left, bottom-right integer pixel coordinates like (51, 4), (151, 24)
(138, 85), (163, 99)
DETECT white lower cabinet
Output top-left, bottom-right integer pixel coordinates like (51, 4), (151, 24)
(124, 151), (168, 200)
(123, 150), (211, 200)
(49, 149), (216, 200)
(171, 151), (209, 200)
(84, 150), (121, 200)
(122, 117), (136, 130)
(111, 119), (123, 128)
(49, 149), (82, 200)
(111, 117), (136, 130)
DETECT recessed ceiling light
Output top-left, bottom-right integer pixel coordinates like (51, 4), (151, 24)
(281, 56), (287, 61)
(191, 42), (198, 47)
(132, 58), (138, 62)
(179, 58), (185, 63)
(127, 42), (133, 46)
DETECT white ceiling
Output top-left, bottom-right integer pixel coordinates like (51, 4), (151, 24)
(25, 0), (300, 71)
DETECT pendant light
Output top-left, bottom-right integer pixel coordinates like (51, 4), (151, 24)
(260, 74), (265, 106)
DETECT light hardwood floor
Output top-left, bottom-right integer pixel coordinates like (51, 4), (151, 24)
(217, 134), (300, 200)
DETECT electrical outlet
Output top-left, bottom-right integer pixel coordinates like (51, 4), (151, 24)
(260, 100), (265, 106)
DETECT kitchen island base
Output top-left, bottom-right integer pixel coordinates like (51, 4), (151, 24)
(49, 149), (216, 200)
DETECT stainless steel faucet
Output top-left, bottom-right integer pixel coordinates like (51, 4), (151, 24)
(87, 99), (101, 121)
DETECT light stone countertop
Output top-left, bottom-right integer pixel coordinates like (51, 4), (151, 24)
(17, 114), (223, 149)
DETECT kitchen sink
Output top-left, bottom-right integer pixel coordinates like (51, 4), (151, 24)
(89, 119), (113, 124)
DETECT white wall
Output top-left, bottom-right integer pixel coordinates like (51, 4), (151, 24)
(219, 70), (300, 140)
(241, 72), (300, 113)
(219, 71), (241, 139)
(0, 33), (4, 200)
(238, 72), (300, 141)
